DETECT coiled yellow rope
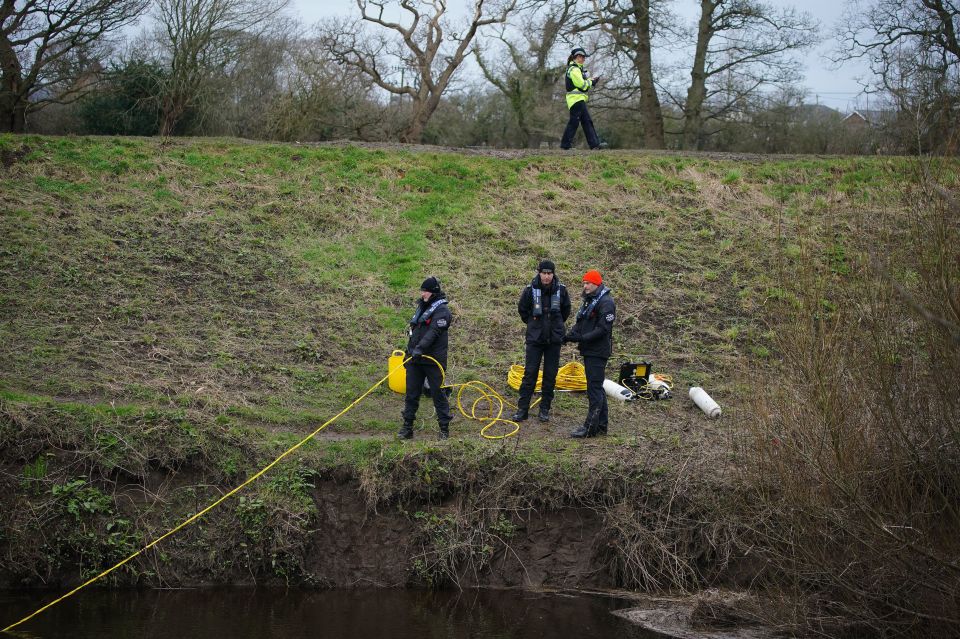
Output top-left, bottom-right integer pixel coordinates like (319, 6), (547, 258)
(422, 356), (528, 440)
(421, 356), (589, 440)
(506, 361), (588, 393)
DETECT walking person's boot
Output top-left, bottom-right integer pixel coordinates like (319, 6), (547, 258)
(397, 421), (414, 440)
(438, 423), (450, 440)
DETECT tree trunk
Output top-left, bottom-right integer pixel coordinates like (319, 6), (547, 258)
(401, 101), (431, 143)
(632, 0), (665, 149)
(0, 82), (23, 132)
(683, 0), (714, 150)
(0, 34), (26, 133)
(159, 92), (187, 137)
(0, 97), (26, 132)
(401, 88), (447, 143)
(512, 91), (532, 148)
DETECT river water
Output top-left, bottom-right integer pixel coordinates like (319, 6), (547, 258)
(1, 588), (663, 638)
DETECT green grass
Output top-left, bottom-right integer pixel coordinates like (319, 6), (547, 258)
(1, 135), (957, 444)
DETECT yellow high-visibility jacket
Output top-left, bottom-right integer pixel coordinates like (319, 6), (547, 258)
(565, 62), (593, 109)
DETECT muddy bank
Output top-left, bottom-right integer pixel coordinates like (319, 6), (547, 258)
(0, 459), (750, 593)
(0, 397), (750, 593)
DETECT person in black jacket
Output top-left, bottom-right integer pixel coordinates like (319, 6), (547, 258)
(564, 269), (616, 438)
(512, 260), (572, 423)
(399, 276), (453, 440)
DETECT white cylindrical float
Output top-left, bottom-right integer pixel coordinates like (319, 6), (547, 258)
(689, 386), (721, 418)
(603, 378), (635, 402)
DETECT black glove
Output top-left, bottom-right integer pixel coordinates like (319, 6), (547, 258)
(410, 347), (423, 359)
(591, 76), (602, 87)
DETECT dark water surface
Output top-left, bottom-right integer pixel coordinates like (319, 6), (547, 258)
(1, 588), (662, 638)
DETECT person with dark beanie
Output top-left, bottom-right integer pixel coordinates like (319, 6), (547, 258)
(560, 47), (606, 150)
(512, 259), (572, 423)
(399, 276), (453, 440)
(564, 269), (616, 438)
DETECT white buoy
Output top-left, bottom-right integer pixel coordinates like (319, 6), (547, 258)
(689, 386), (721, 418)
(603, 379), (635, 402)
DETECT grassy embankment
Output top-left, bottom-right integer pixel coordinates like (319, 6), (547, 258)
(1, 135), (957, 634)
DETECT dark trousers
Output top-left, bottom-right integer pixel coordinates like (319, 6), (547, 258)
(583, 356), (608, 432)
(561, 101), (600, 150)
(517, 342), (561, 411)
(402, 360), (452, 427)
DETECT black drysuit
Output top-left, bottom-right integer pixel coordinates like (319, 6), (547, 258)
(402, 291), (453, 430)
(566, 286), (616, 434)
(516, 275), (571, 412)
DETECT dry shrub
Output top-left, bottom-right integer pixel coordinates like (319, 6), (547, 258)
(690, 589), (762, 629)
(746, 174), (960, 636)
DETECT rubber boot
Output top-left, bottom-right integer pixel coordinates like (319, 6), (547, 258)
(510, 405), (529, 421)
(569, 424), (589, 438)
(537, 401), (551, 423)
(571, 408), (600, 438)
(397, 421), (414, 440)
(438, 423), (449, 440)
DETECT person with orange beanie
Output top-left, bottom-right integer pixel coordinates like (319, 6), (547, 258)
(564, 269), (617, 437)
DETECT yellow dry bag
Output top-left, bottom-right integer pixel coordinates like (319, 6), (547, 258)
(388, 349), (406, 394)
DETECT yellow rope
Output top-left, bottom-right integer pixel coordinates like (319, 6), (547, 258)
(422, 355), (529, 440)
(2, 357), (412, 633)
(506, 361), (588, 393)
(427, 357), (588, 440)
(4, 354), (589, 631)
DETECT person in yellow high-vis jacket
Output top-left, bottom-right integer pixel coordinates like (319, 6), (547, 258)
(560, 47), (606, 150)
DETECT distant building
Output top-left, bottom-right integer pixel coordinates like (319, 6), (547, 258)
(842, 109), (896, 129)
(842, 110), (870, 128)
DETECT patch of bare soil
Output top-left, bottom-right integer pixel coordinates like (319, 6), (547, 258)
(301, 481), (611, 589)
(0, 143), (30, 169)
(303, 139), (859, 162)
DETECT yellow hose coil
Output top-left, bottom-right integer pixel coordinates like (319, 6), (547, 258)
(421, 357), (588, 440)
(506, 361), (588, 392)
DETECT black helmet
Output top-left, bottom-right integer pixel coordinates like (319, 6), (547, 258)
(570, 47), (588, 58)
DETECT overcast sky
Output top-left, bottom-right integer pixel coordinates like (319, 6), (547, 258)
(288, 0), (874, 112)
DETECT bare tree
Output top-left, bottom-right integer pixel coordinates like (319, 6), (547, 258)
(836, 0), (960, 153)
(839, 0), (959, 73)
(474, 0), (576, 148)
(588, 0), (668, 148)
(263, 42), (392, 142)
(675, 0), (817, 150)
(210, 24), (303, 138)
(318, 0), (518, 143)
(0, 0), (149, 132)
(152, 0), (290, 136)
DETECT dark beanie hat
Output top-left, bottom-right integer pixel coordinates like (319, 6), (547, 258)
(538, 260), (556, 273)
(420, 276), (441, 293)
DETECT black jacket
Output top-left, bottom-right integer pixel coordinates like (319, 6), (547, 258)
(407, 291), (451, 361)
(567, 286), (616, 358)
(518, 275), (571, 345)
